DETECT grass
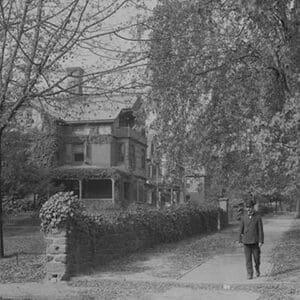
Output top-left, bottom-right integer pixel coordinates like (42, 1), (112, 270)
(256, 217), (300, 300)
(270, 219), (300, 282)
(0, 215), (46, 283)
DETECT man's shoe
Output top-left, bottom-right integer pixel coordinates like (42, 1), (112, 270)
(256, 271), (260, 277)
(247, 274), (253, 280)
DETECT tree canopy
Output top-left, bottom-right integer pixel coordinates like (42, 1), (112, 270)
(147, 0), (299, 207)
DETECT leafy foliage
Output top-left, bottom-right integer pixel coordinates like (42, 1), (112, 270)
(2, 130), (51, 200)
(68, 203), (225, 245)
(147, 0), (299, 207)
(40, 192), (84, 233)
(1, 121), (61, 212)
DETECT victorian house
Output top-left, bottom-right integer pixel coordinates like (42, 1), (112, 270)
(53, 96), (147, 212)
(19, 67), (147, 212)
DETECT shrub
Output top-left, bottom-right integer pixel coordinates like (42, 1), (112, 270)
(39, 191), (84, 233)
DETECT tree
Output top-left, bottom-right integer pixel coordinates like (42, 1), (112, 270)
(0, 0), (149, 257)
(2, 115), (61, 213)
(147, 0), (299, 212)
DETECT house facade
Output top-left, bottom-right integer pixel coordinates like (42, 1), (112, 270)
(53, 98), (147, 212)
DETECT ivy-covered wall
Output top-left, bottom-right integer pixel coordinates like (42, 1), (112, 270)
(40, 192), (229, 281)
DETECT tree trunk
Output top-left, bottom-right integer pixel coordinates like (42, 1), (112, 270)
(295, 193), (300, 219)
(0, 131), (4, 257)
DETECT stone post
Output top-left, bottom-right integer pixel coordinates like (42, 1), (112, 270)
(45, 229), (68, 282)
(218, 197), (229, 230)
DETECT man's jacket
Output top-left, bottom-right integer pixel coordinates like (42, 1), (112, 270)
(238, 212), (264, 244)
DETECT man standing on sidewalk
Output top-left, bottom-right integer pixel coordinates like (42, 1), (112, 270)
(238, 199), (264, 279)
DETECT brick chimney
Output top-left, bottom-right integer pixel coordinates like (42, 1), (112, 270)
(66, 67), (84, 95)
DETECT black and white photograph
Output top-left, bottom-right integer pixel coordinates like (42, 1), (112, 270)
(0, 0), (299, 299)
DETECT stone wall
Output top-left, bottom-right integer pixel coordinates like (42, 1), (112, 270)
(45, 229), (68, 281)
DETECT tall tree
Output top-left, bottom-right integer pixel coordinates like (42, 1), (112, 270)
(147, 0), (299, 211)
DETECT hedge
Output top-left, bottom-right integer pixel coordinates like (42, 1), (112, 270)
(41, 192), (228, 278)
(68, 205), (227, 275)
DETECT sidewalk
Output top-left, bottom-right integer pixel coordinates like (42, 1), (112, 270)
(179, 216), (292, 284)
(137, 216), (295, 300)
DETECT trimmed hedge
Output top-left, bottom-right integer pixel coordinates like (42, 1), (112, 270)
(67, 205), (227, 275)
(40, 193), (228, 277)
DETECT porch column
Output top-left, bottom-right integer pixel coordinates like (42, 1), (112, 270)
(111, 178), (115, 203)
(79, 180), (82, 200)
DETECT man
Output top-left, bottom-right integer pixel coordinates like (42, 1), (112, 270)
(238, 199), (264, 279)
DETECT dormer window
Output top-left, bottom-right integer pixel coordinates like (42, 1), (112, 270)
(119, 110), (135, 128)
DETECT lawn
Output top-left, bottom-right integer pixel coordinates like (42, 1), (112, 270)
(270, 218), (300, 282)
(256, 217), (300, 300)
(0, 214), (46, 283)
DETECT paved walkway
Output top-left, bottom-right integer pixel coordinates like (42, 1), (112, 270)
(179, 217), (292, 284)
(136, 216), (294, 300)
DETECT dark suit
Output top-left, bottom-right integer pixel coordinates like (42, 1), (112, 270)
(239, 212), (264, 277)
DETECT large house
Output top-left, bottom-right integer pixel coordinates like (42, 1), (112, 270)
(52, 96), (147, 212)
(18, 67), (209, 211)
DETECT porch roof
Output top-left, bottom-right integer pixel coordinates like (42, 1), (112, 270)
(52, 166), (130, 181)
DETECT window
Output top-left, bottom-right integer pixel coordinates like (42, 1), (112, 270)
(152, 165), (157, 179)
(150, 143), (155, 155)
(74, 152), (84, 162)
(141, 149), (146, 169)
(124, 182), (130, 200)
(98, 125), (111, 134)
(129, 144), (136, 170)
(117, 142), (125, 163)
(147, 164), (152, 178)
(73, 144), (84, 162)
(82, 179), (112, 199)
(72, 125), (90, 135)
(119, 111), (135, 127)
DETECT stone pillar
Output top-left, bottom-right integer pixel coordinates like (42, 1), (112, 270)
(219, 198), (229, 212)
(45, 229), (68, 282)
(218, 198), (229, 230)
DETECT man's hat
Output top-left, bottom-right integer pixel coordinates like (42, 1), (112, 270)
(245, 199), (255, 207)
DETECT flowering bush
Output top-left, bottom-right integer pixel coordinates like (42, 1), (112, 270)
(40, 191), (83, 233)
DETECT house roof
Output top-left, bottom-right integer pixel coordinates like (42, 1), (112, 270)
(46, 94), (139, 123)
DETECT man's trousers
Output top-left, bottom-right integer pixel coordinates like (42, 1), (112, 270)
(243, 243), (261, 276)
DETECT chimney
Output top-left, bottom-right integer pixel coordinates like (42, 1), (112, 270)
(66, 67), (84, 95)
